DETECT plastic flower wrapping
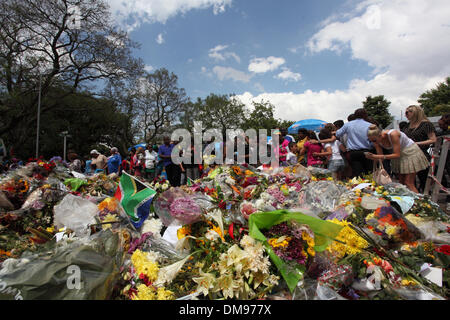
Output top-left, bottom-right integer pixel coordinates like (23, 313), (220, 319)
(0, 160), (449, 300)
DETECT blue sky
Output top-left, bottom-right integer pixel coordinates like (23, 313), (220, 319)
(108, 0), (450, 123)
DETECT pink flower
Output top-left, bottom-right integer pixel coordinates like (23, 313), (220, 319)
(169, 197), (202, 224)
(240, 202), (257, 220)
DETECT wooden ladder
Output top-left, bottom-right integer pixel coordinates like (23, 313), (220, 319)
(424, 134), (450, 203)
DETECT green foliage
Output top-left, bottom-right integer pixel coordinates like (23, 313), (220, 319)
(2, 88), (132, 159)
(192, 94), (248, 137)
(418, 77), (450, 116)
(362, 95), (393, 129)
(242, 100), (279, 132)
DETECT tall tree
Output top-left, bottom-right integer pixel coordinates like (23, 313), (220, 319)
(0, 0), (142, 152)
(133, 68), (189, 144)
(418, 77), (450, 116)
(362, 95), (393, 128)
(277, 119), (296, 131)
(194, 94), (248, 137)
(242, 100), (280, 132)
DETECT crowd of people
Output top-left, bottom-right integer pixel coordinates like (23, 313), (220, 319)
(1, 108), (448, 198)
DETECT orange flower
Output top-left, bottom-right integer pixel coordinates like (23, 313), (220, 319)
(0, 250), (11, 257)
(231, 185), (241, 195)
(232, 166), (242, 175)
(98, 197), (119, 212)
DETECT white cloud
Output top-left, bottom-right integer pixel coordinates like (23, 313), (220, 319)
(307, 0), (450, 78)
(276, 68), (302, 82)
(156, 33), (164, 44)
(248, 56), (285, 74)
(236, 72), (444, 124)
(208, 44), (240, 63)
(212, 66), (252, 83)
(107, 0), (233, 31)
(234, 1), (450, 126)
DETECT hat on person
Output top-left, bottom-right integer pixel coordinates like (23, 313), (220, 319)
(90, 149), (99, 155)
(285, 135), (296, 143)
(111, 147), (118, 153)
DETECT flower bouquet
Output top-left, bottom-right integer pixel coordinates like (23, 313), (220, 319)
(149, 176), (170, 193)
(365, 206), (422, 246)
(248, 210), (343, 292)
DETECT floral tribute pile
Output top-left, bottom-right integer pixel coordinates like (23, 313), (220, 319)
(0, 160), (449, 300)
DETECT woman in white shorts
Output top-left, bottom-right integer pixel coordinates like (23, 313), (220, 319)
(365, 124), (429, 193)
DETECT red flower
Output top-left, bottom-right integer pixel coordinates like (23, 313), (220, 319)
(218, 200), (226, 210)
(435, 245), (450, 256)
(228, 223), (235, 240)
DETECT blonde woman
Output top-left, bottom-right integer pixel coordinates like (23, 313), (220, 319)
(365, 125), (429, 193)
(403, 105), (437, 191)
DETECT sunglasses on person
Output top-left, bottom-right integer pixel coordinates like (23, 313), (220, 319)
(405, 110), (412, 114)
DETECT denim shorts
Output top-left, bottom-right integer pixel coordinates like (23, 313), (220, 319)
(328, 159), (345, 172)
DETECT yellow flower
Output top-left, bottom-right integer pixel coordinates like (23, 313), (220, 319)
(268, 236), (291, 248)
(131, 249), (159, 281)
(327, 177), (334, 181)
(385, 225), (399, 237)
(46, 226), (55, 233)
(156, 287), (175, 300)
(131, 284), (173, 300)
(177, 225), (191, 240)
(102, 213), (118, 230)
(301, 232), (315, 248)
(307, 246), (315, 257)
(327, 219), (369, 258)
(131, 284), (156, 300)
(401, 279), (417, 287)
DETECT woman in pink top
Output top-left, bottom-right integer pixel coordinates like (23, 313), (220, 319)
(300, 131), (324, 167)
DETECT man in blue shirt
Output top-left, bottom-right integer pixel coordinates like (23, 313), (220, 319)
(107, 147), (122, 174)
(159, 136), (180, 186)
(336, 108), (375, 178)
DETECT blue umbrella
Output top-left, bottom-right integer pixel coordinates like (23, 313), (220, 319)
(128, 143), (147, 151)
(288, 119), (327, 134)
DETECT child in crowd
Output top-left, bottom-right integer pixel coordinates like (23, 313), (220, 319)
(313, 128), (347, 180)
(286, 142), (299, 165)
(300, 131), (324, 168)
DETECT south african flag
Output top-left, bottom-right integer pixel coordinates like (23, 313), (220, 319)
(114, 172), (156, 229)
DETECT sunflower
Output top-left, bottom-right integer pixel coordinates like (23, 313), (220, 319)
(18, 179), (29, 193)
(232, 166), (242, 175)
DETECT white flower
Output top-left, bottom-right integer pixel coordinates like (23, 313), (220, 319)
(240, 235), (259, 250)
(141, 218), (163, 237)
(154, 254), (192, 287)
(146, 250), (163, 263)
(205, 229), (221, 242)
(162, 183), (169, 190)
(193, 270), (216, 296)
(254, 199), (266, 211)
(225, 176), (235, 185)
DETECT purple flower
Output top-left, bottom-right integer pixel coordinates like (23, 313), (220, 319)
(128, 232), (152, 254)
(169, 197), (202, 224)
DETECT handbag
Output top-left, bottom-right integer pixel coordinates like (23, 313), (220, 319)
(373, 160), (392, 185)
